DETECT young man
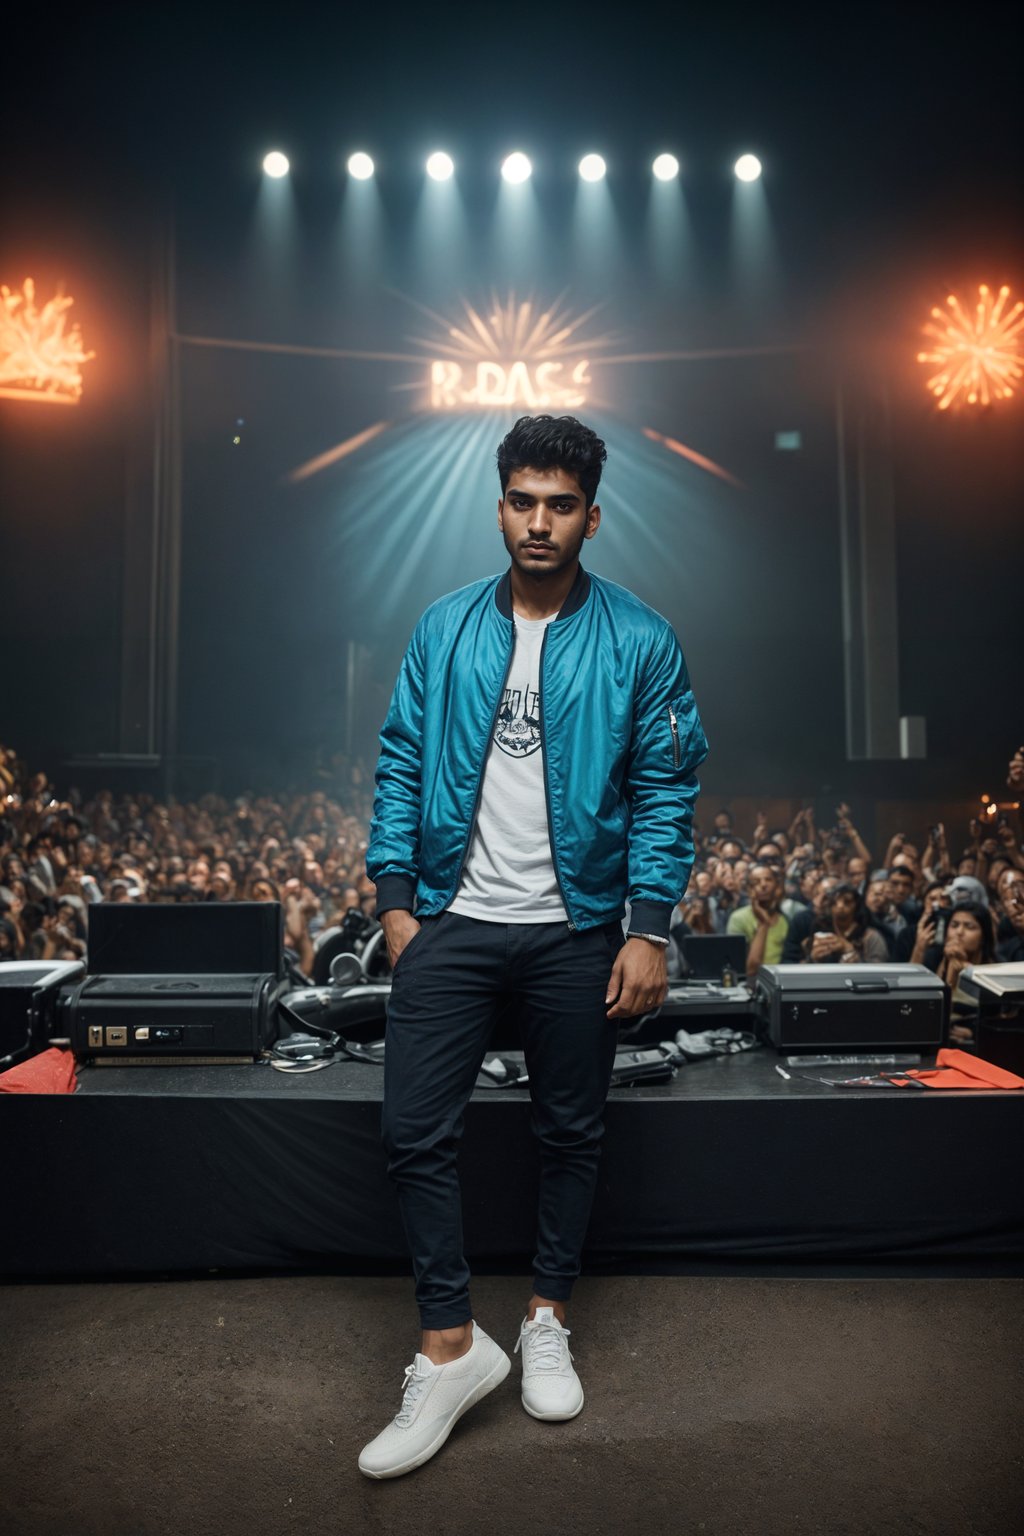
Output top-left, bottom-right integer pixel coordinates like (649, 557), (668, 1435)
(726, 863), (788, 977)
(359, 414), (707, 1479)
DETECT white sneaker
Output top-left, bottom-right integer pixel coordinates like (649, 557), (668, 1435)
(357, 1320), (511, 1479)
(514, 1306), (584, 1422)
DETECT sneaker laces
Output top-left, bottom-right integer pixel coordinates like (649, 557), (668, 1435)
(394, 1361), (433, 1427)
(514, 1318), (574, 1372)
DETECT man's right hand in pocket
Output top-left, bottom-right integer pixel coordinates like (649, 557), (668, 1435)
(381, 910), (421, 970)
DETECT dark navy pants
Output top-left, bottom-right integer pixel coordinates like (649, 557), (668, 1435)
(381, 909), (625, 1329)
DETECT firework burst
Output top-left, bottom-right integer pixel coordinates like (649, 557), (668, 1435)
(917, 284), (1024, 410)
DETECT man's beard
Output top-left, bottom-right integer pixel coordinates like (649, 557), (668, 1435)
(503, 523), (587, 578)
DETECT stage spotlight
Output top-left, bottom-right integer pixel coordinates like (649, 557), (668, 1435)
(347, 151), (375, 181)
(578, 153), (606, 182)
(652, 153), (679, 181)
(734, 153), (763, 182)
(501, 151), (532, 184)
(426, 150), (455, 181)
(262, 150), (290, 178)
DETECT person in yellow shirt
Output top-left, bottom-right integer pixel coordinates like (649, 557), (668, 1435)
(727, 864), (789, 977)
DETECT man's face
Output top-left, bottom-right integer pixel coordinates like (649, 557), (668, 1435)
(847, 857), (867, 882)
(1004, 878), (1024, 933)
(717, 863), (738, 893)
(888, 869), (915, 904)
(714, 814), (732, 834)
(498, 466), (599, 580)
(749, 867), (780, 908)
(865, 879), (889, 914)
(813, 877), (838, 913)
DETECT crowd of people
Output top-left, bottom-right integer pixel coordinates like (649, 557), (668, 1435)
(0, 742), (378, 981)
(2, 739), (1023, 1039)
(671, 751), (1024, 1039)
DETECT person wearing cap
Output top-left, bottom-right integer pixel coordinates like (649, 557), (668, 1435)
(947, 874), (989, 908)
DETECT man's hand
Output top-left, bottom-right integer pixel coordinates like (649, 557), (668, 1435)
(606, 937), (668, 1019)
(751, 899), (775, 927)
(912, 911), (938, 959)
(381, 909), (421, 970)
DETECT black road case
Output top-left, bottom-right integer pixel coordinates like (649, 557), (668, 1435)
(752, 963), (947, 1052)
(66, 973), (284, 1063)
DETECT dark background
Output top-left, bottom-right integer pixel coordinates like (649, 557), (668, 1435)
(1, 2), (1021, 806)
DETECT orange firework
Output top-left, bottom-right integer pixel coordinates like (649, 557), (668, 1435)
(917, 284), (1024, 410)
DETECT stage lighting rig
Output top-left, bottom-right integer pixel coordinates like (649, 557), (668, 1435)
(426, 151), (455, 181)
(262, 151), (290, 178)
(501, 151), (532, 184)
(733, 154), (762, 182)
(347, 151), (375, 180)
(578, 154), (606, 182)
(652, 153), (680, 181)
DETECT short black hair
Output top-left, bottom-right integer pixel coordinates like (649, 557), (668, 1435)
(496, 415), (607, 509)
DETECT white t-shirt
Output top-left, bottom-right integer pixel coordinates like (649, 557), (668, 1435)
(449, 613), (568, 923)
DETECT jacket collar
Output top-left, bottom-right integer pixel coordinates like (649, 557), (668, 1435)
(494, 562), (591, 622)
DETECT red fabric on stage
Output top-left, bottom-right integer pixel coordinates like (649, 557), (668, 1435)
(0, 1047), (78, 1095)
(898, 1048), (1024, 1091)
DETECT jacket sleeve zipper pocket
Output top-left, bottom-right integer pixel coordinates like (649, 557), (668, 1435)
(668, 705), (681, 769)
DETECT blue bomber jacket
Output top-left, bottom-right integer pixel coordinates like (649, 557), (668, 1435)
(366, 563), (708, 942)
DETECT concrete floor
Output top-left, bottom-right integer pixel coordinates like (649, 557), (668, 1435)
(2, 1273), (1021, 1536)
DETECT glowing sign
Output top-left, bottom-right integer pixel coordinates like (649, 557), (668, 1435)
(917, 284), (1023, 410)
(430, 357), (590, 409)
(0, 278), (95, 405)
(417, 295), (611, 412)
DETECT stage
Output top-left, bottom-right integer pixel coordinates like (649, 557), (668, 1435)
(3, 1046), (1021, 1279)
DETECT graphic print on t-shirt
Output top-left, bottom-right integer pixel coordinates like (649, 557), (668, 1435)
(495, 683), (541, 757)
(449, 611), (565, 922)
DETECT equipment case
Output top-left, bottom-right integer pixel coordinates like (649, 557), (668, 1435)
(752, 963), (947, 1052)
(66, 973), (284, 1063)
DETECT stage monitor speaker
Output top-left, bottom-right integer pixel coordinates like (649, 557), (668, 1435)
(87, 900), (283, 977)
(753, 963), (947, 1052)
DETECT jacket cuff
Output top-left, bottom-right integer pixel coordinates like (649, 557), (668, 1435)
(373, 873), (418, 917)
(627, 900), (675, 943)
